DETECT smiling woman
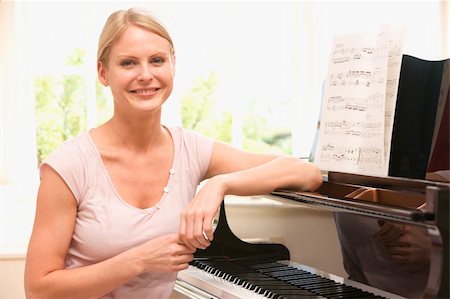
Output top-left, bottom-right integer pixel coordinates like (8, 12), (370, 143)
(0, 1), (449, 298)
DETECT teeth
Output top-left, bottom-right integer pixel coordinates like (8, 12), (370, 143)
(134, 89), (156, 94)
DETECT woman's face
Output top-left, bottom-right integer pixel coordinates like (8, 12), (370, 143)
(98, 25), (175, 117)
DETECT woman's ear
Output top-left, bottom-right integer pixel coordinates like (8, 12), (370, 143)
(97, 61), (109, 86)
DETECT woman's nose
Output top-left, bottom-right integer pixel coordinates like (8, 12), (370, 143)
(137, 65), (153, 82)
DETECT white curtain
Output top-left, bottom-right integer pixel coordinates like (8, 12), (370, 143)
(0, 1), (38, 186)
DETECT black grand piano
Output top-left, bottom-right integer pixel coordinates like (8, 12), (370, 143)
(174, 55), (450, 299)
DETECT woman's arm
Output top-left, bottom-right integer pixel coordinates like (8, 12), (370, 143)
(25, 164), (194, 299)
(206, 141), (323, 194)
(179, 141), (323, 249)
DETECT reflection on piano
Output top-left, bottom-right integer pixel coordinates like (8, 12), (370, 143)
(175, 56), (449, 299)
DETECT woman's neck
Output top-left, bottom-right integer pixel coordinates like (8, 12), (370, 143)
(94, 112), (169, 155)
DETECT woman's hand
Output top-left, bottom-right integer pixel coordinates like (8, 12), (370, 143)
(179, 176), (225, 250)
(131, 233), (196, 273)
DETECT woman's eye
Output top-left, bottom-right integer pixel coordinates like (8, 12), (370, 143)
(151, 57), (165, 65)
(120, 60), (135, 67)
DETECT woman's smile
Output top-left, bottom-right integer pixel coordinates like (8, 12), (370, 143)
(131, 88), (160, 97)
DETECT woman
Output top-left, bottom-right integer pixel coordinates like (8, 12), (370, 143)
(24, 8), (322, 299)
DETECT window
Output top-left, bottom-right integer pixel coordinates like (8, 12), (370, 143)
(1, 1), (448, 254)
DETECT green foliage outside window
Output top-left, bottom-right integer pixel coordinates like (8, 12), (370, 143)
(96, 81), (112, 125)
(241, 100), (292, 155)
(35, 49), (88, 164)
(181, 72), (232, 143)
(181, 72), (291, 154)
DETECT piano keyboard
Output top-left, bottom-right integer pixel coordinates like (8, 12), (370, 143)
(176, 266), (267, 299)
(177, 259), (398, 299)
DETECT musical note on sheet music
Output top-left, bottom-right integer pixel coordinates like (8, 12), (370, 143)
(332, 45), (376, 64)
(315, 26), (405, 176)
(326, 93), (384, 112)
(319, 143), (382, 166)
(323, 120), (382, 138)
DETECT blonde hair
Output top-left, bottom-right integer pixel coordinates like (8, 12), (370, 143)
(97, 8), (175, 66)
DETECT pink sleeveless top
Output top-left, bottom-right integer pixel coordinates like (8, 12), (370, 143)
(42, 127), (214, 298)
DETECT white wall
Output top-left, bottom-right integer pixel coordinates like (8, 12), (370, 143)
(0, 255), (26, 299)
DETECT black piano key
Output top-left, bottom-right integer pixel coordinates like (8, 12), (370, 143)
(234, 273), (277, 281)
(255, 283), (299, 291)
(278, 270), (319, 278)
(261, 267), (321, 279)
(222, 272), (234, 280)
(288, 278), (334, 287)
(266, 286), (318, 295)
(313, 284), (359, 293)
(230, 276), (242, 284)
(258, 288), (273, 297)
(328, 293), (381, 299)
(327, 294), (379, 299)
(300, 282), (343, 290)
(271, 292), (326, 299)
(318, 286), (360, 294)
(317, 289), (364, 297)
(254, 280), (299, 287)
(257, 266), (294, 273)
(279, 273), (324, 282)
(246, 282), (264, 293)
(308, 285), (376, 298)
(282, 275), (313, 285)
(266, 269), (310, 278)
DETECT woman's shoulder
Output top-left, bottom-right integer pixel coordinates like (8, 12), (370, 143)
(40, 132), (94, 203)
(166, 126), (214, 145)
(59, 131), (91, 148)
(41, 132), (93, 168)
(167, 126), (214, 171)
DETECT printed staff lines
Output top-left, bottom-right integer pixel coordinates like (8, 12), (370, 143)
(326, 94), (384, 112)
(329, 68), (386, 88)
(319, 143), (382, 165)
(331, 44), (388, 64)
(323, 120), (382, 138)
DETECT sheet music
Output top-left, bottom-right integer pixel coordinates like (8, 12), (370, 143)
(315, 27), (404, 176)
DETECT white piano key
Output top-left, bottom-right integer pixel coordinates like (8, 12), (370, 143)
(177, 266), (269, 299)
